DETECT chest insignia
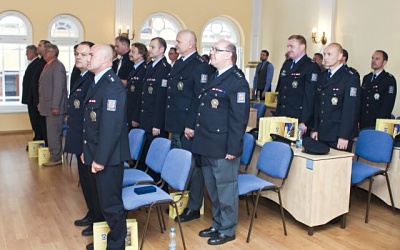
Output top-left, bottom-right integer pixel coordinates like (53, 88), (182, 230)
(73, 99), (80, 109)
(331, 97), (338, 105)
(211, 99), (219, 109)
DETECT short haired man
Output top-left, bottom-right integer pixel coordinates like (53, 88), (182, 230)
(359, 50), (397, 129)
(168, 47), (179, 67)
(82, 44), (129, 250)
(253, 49), (274, 99)
(311, 43), (360, 152)
(193, 40), (249, 245)
(341, 49), (360, 78)
(114, 36), (134, 85)
(275, 35), (320, 135)
(313, 52), (326, 72)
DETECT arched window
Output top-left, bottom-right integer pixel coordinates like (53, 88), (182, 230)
(48, 15), (83, 91)
(0, 11), (32, 109)
(201, 18), (242, 68)
(140, 13), (181, 60)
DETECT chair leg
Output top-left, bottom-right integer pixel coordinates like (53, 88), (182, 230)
(159, 206), (166, 231)
(246, 191), (261, 243)
(140, 204), (154, 250)
(365, 178), (374, 223)
(173, 203), (187, 250)
(384, 173), (396, 213)
(250, 192), (258, 218)
(277, 189), (287, 236)
(340, 214), (346, 229)
(244, 194), (250, 215)
(155, 206), (164, 233)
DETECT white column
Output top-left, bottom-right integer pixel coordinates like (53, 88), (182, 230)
(312, 0), (336, 52)
(115, 0), (133, 38)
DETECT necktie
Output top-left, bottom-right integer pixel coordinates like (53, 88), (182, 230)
(371, 74), (376, 82)
(91, 80), (96, 88)
(214, 71), (219, 79)
(290, 60), (295, 69)
(116, 58), (122, 75)
(326, 70), (332, 81)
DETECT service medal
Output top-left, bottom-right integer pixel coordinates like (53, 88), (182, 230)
(130, 85), (135, 92)
(148, 86), (153, 94)
(374, 93), (380, 100)
(292, 81), (298, 88)
(90, 111), (97, 121)
(73, 99), (80, 109)
(211, 99), (219, 109)
(331, 97), (338, 105)
(177, 82), (184, 90)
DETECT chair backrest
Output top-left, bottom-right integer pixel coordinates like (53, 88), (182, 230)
(145, 138), (171, 173)
(240, 133), (255, 166)
(257, 141), (293, 179)
(252, 103), (267, 120)
(128, 128), (146, 161)
(161, 148), (193, 191)
(356, 129), (394, 163)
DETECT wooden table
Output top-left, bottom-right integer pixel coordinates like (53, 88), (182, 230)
(244, 141), (354, 235)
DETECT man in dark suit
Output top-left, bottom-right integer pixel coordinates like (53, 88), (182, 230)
(165, 29), (212, 222)
(114, 36), (134, 86)
(69, 44), (81, 91)
(82, 44), (129, 250)
(126, 42), (148, 130)
(38, 43), (68, 166)
(311, 43), (360, 152)
(359, 50), (397, 129)
(138, 37), (170, 185)
(193, 40), (250, 245)
(64, 41), (102, 238)
(22, 45), (44, 142)
(252, 49), (274, 99)
(111, 44), (120, 73)
(275, 35), (320, 136)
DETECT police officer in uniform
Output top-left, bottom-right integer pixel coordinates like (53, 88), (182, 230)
(82, 44), (129, 250)
(360, 50), (397, 129)
(126, 42), (148, 130)
(193, 40), (249, 245)
(311, 43), (360, 152)
(165, 29), (212, 222)
(342, 49), (360, 79)
(138, 37), (170, 184)
(114, 36), (134, 85)
(276, 35), (320, 135)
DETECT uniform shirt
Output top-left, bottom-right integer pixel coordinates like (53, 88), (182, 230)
(275, 55), (320, 125)
(313, 65), (360, 142)
(126, 61), (147, 124)
(192, 67), (250, 159)
(360, 70), (397, 129)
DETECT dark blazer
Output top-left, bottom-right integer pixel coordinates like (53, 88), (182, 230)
(69, 66), (81, 91)
(126, 61), (147, 124)
(313, 65), (360, 141)
(117, 52), (134, 81)
(112, 58), (120, 73)
(360, 70), (397, 129)
(22, 57), (41, 105)
(82, 69), (129, 166)
(64, 71), (94, 155)
(275, 55), (320, 126)
(139, 57), (171, 132)
(30, 57), (47, 107)
(192, 67), (250, 159)
(165, 52), (212, 133)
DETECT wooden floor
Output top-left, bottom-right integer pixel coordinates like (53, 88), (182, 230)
(1, 132), (399, 250)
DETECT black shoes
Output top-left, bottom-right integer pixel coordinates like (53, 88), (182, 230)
(199, 227), (219, 238)
(82, 225), (93, 236)
(174, 208), (200, 222)
(74, 214), (93, 227)
(207, 233), (235, 245)
(86, 243), (94, 250)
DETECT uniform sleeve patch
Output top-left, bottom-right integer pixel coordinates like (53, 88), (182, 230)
(161, 79), (167, 87)
(107, 100), (117, 111)
(201, 74), (208, 83)
(350, 87), (357, 97)
(389, 86), (395, 94)
(237, 92), (246, 103)
(311, 73), (318, 82)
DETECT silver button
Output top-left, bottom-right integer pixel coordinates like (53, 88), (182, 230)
(201, 103), (204, 106)
(167, 105), (170, 108)
(197, 124), (199, 127)
(217, 129), (220, 132)
(84, 140), (87, 144)
(205, 93), (207, 95)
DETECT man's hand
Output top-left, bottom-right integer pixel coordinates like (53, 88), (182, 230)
(80, 153), (84, 164)
(299, 122), (307, 135)
(51, 108), (60, 116)
(225, 154), (236, 160)
(311, 131), (318, 140)
(132, 121), (139, 127)
(184, 128), (195, 139)
(337, 138), (349, 151)
(92, 161), (105, 173)
(152, 128), (160, 136)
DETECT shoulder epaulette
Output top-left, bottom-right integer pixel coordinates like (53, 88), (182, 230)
(197, 55), (205, 63)
(107, 74), (116, 83)
(233, 69), (244, 79)
(344, 67), (354, 75)
(387, 72), (394, 78)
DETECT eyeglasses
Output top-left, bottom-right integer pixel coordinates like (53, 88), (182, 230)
(210, 47), (230, 53)
(45, 50), (55, 53)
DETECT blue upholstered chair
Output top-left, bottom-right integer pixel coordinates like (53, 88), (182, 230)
(122, 148), (193, 250)
(252, 103), (267, 122)
(352, 129), (395, 223)
(125, 128), (146, 168)
(240, 132), (256, 173)
(238, 141), (293, 242)
(122, 137), (171, 187)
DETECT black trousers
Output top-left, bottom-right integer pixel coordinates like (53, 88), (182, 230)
(27, 103), (45, 140)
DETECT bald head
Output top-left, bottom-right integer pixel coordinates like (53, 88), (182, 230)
(323, 43), (343, 69)
(88, 44), (113, 75)
(175, 29), (197, 56)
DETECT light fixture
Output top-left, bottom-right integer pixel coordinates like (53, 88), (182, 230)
(311, 28), (327, 45)
(118, 25), (135, 40)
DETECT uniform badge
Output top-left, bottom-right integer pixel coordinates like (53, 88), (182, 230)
(350, 87), (357, 97)
(130, 85), (135, 92)
(211, 99), (219, 108)
(148, 86), (153, 94)
(73, 99), (80, 109)
(110, 77), (115, 82)
(107, 99), (117, 111)
(161, 79), (167, 87)
(292, 81), (298, 88)
(177, 82), (184, 90)
(237, 92), (245, 103)
(389, 86), (395, 94)
(281, 70), (286, 77)
(201, 74), (208, 83)
(311, 73), (318, 82)
(331, 97), (338, 105)
(90, 111), (97, 121)
(374, 93), (380, 100)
